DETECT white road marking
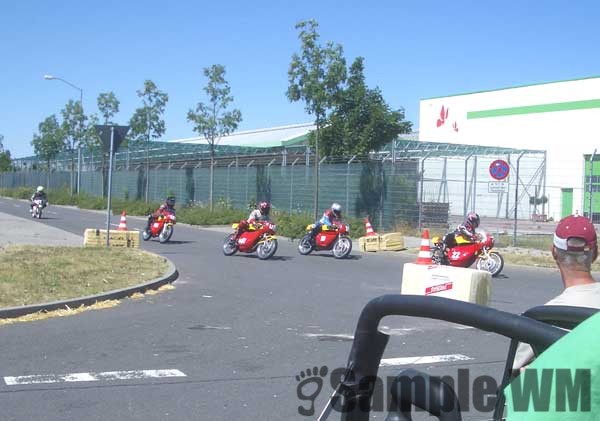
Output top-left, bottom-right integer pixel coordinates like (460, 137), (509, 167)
(202, 295), (213, 298)
(4, 369), (186, 386)
(379, 354), (473, 367)
(302, 333), (354, 340)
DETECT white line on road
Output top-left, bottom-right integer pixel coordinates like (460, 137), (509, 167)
(4, 369), (186, 386)
(302, 333), (354, 340)
(379, 354), (473, 367)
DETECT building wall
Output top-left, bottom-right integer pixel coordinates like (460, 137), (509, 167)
(419, 77), (600, 220)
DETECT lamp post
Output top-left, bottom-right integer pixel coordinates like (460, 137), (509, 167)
(44, 74), (84, 194)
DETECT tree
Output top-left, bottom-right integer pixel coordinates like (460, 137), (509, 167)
(187, 64), (242, 210)
(95, 92), (121, 196)
(61, 99), (87, 194)
(0, 134), (12, 172)
(31, 115), (65, 172)
(129, 80), (168, 202)
(318, 57), (412, 156)
(287, 19), (347, 218)
(97, 92), (120, 124)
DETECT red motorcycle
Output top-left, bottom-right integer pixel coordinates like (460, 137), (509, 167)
(223, 221), (278, 260)
(430, 230), (504, 277)
(298, 222), (352, 259)
(142, 211), (176, 243)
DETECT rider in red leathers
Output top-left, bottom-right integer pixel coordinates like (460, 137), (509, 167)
(234, 201), (271, 240)
(443, 212), (480, 251)
(145, 196), (176, 233)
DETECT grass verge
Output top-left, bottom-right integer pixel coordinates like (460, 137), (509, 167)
(0, 245), (169, 308)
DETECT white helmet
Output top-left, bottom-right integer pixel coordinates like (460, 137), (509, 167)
(37, 186), (44, 192)
(331, 202), (342, 218)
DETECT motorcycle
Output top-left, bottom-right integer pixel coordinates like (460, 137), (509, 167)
(31, 199), (47, 219)
(142, 211), (176, 243)
(298, 222), (352, 259)
(430, 230), (504, 277)
(223, 221), (278, 260)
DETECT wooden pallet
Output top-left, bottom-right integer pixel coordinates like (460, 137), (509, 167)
(83, 229), (141, 248)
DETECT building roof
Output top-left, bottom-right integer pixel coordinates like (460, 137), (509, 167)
(420, 75), (600, 101)
(168, 122), (315, 148)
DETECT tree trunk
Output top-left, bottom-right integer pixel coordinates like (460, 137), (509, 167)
(313, 120), (320, 220)
(145, 140), (150, 203)
(209, 143), (214, 211)
(70, 148), (75, 196)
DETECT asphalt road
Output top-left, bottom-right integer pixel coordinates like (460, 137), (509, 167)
(0, 198), (566, 421)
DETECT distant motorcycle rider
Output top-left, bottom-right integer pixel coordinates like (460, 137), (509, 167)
(234, 201), (271, 240)
(30, 185), (48, 213)
(145, 196), (176, 233)
(310, 203), (343, 241)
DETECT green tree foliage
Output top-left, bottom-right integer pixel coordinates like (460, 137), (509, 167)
(287, 19), (347, 217)
(318, 57), (412, 156)
(128, 80), (168, 202)
(97, 92), (120, 124)
(355, 161), (386, 223)
(187, 64), (242, 210)
(0, 134), (12, 172)
(61, 99), (87, 194)
(31, 115), (65, 169)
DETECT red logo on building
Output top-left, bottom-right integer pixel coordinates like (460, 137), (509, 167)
(436, 106), (458, 132)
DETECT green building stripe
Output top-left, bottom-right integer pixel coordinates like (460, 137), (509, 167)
(467, 99), (600, 119)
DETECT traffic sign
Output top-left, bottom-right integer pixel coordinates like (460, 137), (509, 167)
(489, 159), (510, 180)
(488, 181), (508, 193)
(95, 125), (130, 154)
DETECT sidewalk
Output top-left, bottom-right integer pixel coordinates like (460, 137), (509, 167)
(0, 211), (82, 247)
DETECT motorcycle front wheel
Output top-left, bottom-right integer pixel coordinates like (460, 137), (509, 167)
(431, 247), (445, 264)
(476, 251), (504, 277)
(142, 229), (152, 241)
(298, 234), (313, 255)
(332, 236), (352, 259)
(159, 225), (173, 243)
(223, 234), (238, 256)
(257, 238), (278, 260)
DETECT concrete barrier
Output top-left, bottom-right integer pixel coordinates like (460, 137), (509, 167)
(401, 263), (491, 306)
(84, 229), (141, 248)
(359, 235), (380, 252)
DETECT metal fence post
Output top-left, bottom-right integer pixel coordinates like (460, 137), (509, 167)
(290, 157), (299, 213)
(512, 152), (525, 246)
(346, 155), (356, 213)
(464, 153), (474, 218)
(589, 149), (597, 222)
(245, 160), (254, 206)
(418, 153), (431, 231)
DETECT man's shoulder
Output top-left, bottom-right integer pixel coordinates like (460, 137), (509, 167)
(547, 282), (600, 309)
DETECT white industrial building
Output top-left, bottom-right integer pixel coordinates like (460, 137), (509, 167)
(419, 76), (600, 221)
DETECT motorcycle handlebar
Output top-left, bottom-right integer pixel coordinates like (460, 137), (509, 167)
(335, 294), (566, 421)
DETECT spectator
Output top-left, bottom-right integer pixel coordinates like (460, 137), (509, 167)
(513, 214), (600, 371)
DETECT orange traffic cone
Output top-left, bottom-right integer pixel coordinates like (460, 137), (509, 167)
(365, 216), (378, 237)
(118, 211), (128, 231)
(415, 229), (433, 265)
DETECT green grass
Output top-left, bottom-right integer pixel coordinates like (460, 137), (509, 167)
(0, 245), (168, 308)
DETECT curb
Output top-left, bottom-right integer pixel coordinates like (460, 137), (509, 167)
(0, 255), (179, 319)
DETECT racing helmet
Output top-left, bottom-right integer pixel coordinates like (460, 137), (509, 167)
(166, 196), (176, 207)
(37, 186), (44, 192)
(259, 201), (271, 215)
(467, 212), (480, 229)
(331, 202), (342, 218)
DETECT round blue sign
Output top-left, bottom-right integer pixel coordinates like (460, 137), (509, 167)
(489, 159), (509, 180)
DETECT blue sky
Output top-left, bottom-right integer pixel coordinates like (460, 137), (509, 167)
(2, 0), (599, 158)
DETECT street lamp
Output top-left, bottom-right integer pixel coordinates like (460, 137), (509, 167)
(44, 74), (84, 194)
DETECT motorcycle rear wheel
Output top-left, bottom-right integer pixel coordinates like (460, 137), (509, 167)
(476, 251), (504, 277)
(257, 238), (278, 260)
(159, 225), (173, 243)
(298, 234), (313, 255)
(223, 234), (238, 256)
(332, 236), (352, 259)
